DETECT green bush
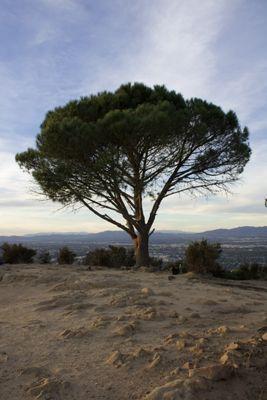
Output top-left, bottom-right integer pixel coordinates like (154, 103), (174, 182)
(84, 248), (110, 266)
(250, 262), (261, 279)
(37, 251), (51, 264)
(222, 262), (267, 280)
(57, 247), (76, 265)
(1, 242), (36, 264)
(185, 239), (222, 275)
(84, 246), (135, 268)
(166, 261), (180, 274)
(149, 257), (163, 269)
(165, 260), (187, 274)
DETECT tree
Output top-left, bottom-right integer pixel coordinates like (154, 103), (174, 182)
(16, 83), (251, 267)
(57, 247), (76, 264)
(84, 246), (135, 268)
(185, 240), (222, 274)
(1, 243), (36, 264)
(37, 250), (51, 264)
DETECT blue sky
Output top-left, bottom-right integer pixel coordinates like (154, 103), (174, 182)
(0, 0), (266, 234)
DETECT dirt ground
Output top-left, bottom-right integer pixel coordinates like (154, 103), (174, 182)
(0, 264), (266, 400)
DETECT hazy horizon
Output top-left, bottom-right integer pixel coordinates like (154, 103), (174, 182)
(1, 225), (267, 237)
(1, 0), (267, 235)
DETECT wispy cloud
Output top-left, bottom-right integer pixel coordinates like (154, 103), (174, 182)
(80, 0), (234, 95)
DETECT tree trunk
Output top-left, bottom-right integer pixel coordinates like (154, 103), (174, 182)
(134, 232), (150, 267)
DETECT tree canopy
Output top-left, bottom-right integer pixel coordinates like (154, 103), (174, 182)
(16, 83), (251, 266)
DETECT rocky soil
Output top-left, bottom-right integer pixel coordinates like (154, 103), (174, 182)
(0, 264), (266, 399)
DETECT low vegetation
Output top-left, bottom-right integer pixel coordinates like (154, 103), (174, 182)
(167, 240), (267, 280)
(37, 250), (51, 264)
(0, 243), (36, 264)
(0, 240), (266, 282)
(84, 246), (135, 268)
(184, 239), (222, 275)
(220, 262), (267, 280)
(57, 247), (76, 265)
(166, 260), (187, 274)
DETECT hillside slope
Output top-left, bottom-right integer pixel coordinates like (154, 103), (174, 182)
(0, 265), (266, 399)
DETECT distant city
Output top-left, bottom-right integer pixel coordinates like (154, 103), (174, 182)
(1, 226), (267, 268)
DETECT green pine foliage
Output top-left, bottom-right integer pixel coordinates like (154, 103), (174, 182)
(16, 83), (251, 267)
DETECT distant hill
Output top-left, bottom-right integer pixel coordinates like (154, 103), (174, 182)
(197, 226), (267, 239)
(0, 226), (266, 245)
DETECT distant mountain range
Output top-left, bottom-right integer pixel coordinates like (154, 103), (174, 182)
(0, 226), (266, 245)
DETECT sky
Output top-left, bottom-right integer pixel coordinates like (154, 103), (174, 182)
(0, 0), (266, 235)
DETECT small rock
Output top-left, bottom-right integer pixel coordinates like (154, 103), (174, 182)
(220, 353), (230, 365)
(217, 325), (230, 334)
(176, 339), (186, 350)
(143, 378), (183, 399)
(235, 324), (248, 331)
(189, 364), (234, 381)
(208, 325), (229, 335)
(113, 322), (136, 337)
(168, 276), (175, 281)
(59, 328), (90, 339)
(106, 351), (125, 367)
(179, 331), (193, 339)
(141, 287), (154, 296)
(225, 342), (239, 351)
(0, 352), (8, 363)
(240, 337), (256, 345)
(146, 353), (162, 369)
(262, 332), (267, 341)
(164, 333), (179, 344)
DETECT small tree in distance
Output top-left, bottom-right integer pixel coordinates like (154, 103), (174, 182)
(57, 247), (76, 265)
(38, 250), (51, 264)
(84, 246), (135, 268)
(16, 83), (251, 267)
(185, 239), (222, 274)
(1, 243), (36, 264)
